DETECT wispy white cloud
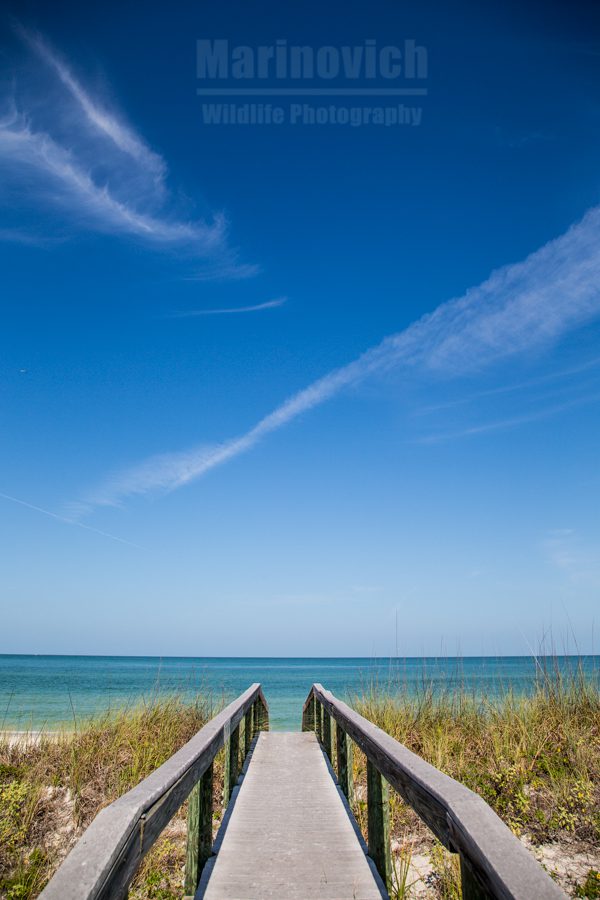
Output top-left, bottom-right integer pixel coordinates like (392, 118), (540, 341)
(76, 204), (600, 514)
(414, 356), (600, 416)
(183, 262), (262, 282)
(167, 297), (287, 317)
(0, 26), (240, 264)
(414, 389), (600, 443)
(0, 104), (224, 247)
(16, 25), (167, 186)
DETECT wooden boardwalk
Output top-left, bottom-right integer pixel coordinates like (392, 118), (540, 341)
(40, 683), (566, 900)
(199, 732), (385, 900)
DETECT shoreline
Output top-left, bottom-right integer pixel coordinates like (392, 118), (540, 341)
(0, 730), (66, 746)
(1, 684), (598, 898)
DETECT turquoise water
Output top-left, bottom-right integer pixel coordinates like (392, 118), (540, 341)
(1, 655), (598, 731)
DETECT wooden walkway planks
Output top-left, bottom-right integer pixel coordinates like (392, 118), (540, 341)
(40, 683), (565, 900)
(199, 731), (386, 900)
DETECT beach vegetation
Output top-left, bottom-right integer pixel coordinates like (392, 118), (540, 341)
(0, 695), (219, 900)
(350, 659), (600, 896)
(0, 661), (598, 898)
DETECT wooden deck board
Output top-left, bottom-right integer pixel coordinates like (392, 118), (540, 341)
(199, 732), (386, 900)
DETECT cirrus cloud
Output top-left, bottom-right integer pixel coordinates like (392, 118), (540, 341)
(0, 24), (251, 273)
(74, 204), (600, 515)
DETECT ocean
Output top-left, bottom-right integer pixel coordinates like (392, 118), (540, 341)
(1, 655), (598, 731)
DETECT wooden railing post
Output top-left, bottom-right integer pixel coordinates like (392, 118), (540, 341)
(303, 685), (564, 900)
(302, 693), (315, 731)
(184, 762), (213, 895)
(460, 855), (490, 899)
(323, 711), (333, 761)
(254, 700), (260, 732)
(39, 684), (268, 900)
(254, 696), (269, 732)
(336, 722), (353, 804)
(225, 723), (240, 801)
(315, 699), (322, 742)
(367, 759), (392, 893)
(244, 706), (253, 755)
(330, 713), (336, 765)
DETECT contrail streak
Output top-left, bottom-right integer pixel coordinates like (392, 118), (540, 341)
(0, 491), (144, 549)
(167, 298), (287, 317)
(80, 203), (600, 514)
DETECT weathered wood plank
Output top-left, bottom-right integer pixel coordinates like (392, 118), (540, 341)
(253, 697), (267, 732)
(244, 707), (253, 755)
(461, 854), (492, 899)
(310, 684), (565, 900)
(40, 684), (267, 900)
(184, 762), (213, 894)
(330, 712), (336, 764)
(201, 732), (385, 900)
(315, 698), (322, 743)
(336, 722), (353, 804)
(227, 723), (240, 800)
(301, 694), (316, 732)
(257, 695), (269, 731)
(322, 710), (332, 761)
(367, 758), (392, 893)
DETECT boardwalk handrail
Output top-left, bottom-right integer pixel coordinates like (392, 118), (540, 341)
(303, 683), (565, 900)
(41, 683), (269, 900)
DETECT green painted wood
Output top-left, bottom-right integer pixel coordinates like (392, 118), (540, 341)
(253, 699), (260, 732)
(460, 855), (492, 899)
(254, 697), (268, 732)
(330, 713), (336, 766)
(184, 762), (213, 895)
(244, 707), (253, 755)
(367, 758), (392, 893)
(40, 685), (267, 900)
(301, 693), (315, 732)
(336, 722), (353, 804)
(184, 780), (201, 895)
(227, 724), (240, 801)
(323, 711), (333, 761)
(223, 733), (231, 809)
(259, 696), (270, 731)
(299, 685), (566, 900)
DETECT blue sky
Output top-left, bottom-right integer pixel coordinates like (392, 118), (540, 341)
(1, 0), (600, 656)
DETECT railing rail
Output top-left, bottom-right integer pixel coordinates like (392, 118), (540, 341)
(303, 683), (565, 900)
(41, 683), (269, 900)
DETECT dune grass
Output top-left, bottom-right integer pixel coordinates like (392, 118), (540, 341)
(0, 695), (218, 899)
(1, 663), (599, 898)
(350, 661), (600, 897)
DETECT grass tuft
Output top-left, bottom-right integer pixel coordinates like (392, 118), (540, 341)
(353, 663), (600, 843)
(0, 695), (215, 899)
(350, 662), (600, 896)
